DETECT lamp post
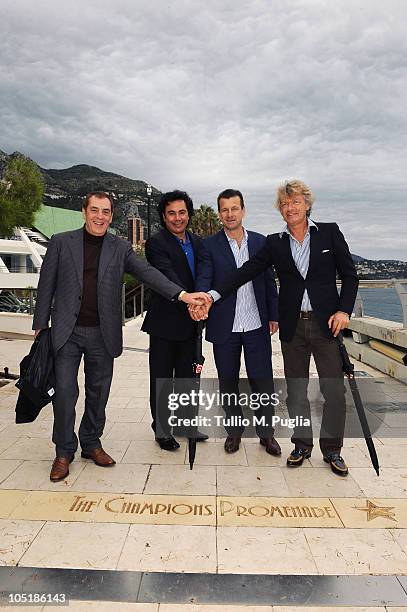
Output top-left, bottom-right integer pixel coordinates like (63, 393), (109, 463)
(146, 184), (152, 239)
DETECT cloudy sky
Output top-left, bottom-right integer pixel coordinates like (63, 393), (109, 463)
(1, 0), (406, 259)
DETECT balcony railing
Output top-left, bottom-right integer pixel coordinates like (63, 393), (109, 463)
(0, 288), (36, 314)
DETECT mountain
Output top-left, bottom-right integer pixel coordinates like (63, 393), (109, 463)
(1, 150), (406, 276)
(0, 149), (161, 236)
(351, 254), (367, 263)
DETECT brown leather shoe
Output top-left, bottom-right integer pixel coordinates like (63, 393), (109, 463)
(50, 455), (74, 482)
(259, 436), (282, 456)
(81, 447), (116, 467)
(224, 436), (241, 454)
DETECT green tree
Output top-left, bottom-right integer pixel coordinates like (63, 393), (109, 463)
(0, 155), (44, 237)
(190, 204), (221, 237)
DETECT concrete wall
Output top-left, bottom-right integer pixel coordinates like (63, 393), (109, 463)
(0, 273), (39, 289)
(348, 316), (407, 384)
(350, 316), (407, 349)
(0, 313), (34, 339)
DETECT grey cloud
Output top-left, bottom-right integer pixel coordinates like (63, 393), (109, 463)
(0, 0), (406, 258)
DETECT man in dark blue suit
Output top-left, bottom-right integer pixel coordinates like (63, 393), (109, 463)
(193, 180), (359, 476)
(195, 189), (281, 455)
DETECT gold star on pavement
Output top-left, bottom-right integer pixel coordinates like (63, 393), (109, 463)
(355, 500), (397, 522)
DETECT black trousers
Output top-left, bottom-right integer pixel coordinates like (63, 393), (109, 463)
(148, 335), (196, 438)
(281, 315), (346, 455)
(213, 327), (275, 438)
(52, 326), (114, 458)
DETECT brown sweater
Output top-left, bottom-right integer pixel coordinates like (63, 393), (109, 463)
(77, 227), (105, 326)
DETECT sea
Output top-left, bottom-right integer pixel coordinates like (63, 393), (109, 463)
(358, 287), (404, 323)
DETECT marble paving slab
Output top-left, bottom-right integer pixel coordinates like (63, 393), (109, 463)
(8, 490), (407, 529)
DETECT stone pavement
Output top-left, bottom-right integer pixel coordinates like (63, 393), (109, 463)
(0, 317), (406, 609)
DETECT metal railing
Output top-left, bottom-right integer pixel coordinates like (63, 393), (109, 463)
(2, 279), (405, 329)
(0, 285), (147, 322)
(0, 288), (37, 314)
(122, 283), (148, 324)
(0, 265), (39, 273)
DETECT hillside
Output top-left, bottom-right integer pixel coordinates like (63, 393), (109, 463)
(0, 150), (161, 236)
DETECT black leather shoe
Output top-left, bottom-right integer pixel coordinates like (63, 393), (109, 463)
(224, 436), (241, 453)
(259, 437), (281, 456)
(155, 435), (180, 451)
(196, 430), (209, 442)
(286, 447), (312, 466)
(324, 453), (349, 476)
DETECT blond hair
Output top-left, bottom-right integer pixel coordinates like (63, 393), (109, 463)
(274, 180), (315, 216)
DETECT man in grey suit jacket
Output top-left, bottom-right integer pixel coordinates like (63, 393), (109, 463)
(33, 191), (210, 482)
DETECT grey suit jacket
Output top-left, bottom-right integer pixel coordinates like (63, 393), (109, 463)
(33, 228), (183, 357)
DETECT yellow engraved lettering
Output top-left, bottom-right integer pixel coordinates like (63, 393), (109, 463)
(77, 500), (90, 512)
(172, 504), (193, 515)
(204, 504), (214, 516)
(194, 504), (203, 516)
(248, 505), (269, 517)
(324, 506), (335, 518)
(69, 495), (85, 512)
(105, 496), (125, 513)
(220, 500), (234, 516)
(301, 506), (312, 518)
(140, 503), (155, 514)
(269, 506), (284, 518)
(85, 501), (97, 513)
(237, 505), (248, 516)
(282, 506), (292, 517)
(154, 504), (168, 514)
(311, 507), (324, 518)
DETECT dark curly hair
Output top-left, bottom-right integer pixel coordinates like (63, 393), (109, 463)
(158, 190), (194, 227)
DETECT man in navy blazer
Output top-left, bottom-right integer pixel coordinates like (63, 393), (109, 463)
(142, 190), (209, 450)
(194, 180), (359, 476)
(195, 189), (281, 456)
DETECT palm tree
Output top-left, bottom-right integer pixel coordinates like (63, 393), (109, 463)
(190, 204), (221, 237)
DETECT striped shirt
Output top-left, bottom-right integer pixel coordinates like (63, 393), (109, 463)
(280, 219), (318, 312)
(225, 228), (262, 333)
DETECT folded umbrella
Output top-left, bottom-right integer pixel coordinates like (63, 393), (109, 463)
(15, 329), (55, 423)
(188, 321), (205, 470)
(337, 332), (380, 476)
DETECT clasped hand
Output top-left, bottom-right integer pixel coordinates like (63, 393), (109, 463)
(188, 296), (213, 321)
(178, 291), (213, 321)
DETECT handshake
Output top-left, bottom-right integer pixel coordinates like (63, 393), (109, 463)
(178, 291), (214, 321)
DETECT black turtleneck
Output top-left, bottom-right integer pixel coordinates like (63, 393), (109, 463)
(77, 227), (105, 327)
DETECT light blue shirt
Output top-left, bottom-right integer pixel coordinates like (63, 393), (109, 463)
(209, 228), (262, 332)
(280, 219), (318, 312)
(226, 228), (262, 332)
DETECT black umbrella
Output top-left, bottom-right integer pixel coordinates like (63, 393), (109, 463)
(15, 329), (55, 423)
(337, 332), (380, 476)
(188, 321), (205, 470)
